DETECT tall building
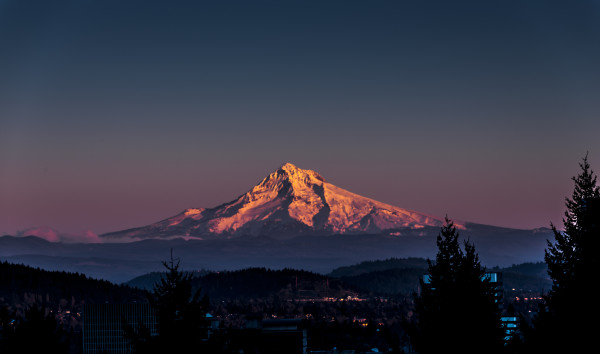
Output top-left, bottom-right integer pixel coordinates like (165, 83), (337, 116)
(484, 272), (504, 309)
(82, 303), (157, 354)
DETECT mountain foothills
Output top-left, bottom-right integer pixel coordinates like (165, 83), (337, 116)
(102, 163), (453, 241)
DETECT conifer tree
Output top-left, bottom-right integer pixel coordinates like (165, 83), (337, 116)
(125, 251), (210, 353)
(411, 217), (503, 354)
(546, 153), (600, 296)
(529, 154), (600, 352)
(150, 251), (210, 352)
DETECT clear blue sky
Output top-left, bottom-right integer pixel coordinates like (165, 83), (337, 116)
(1, 0), (599, 235)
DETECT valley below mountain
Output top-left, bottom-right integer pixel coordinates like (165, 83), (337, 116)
(1, 223), (551, 283)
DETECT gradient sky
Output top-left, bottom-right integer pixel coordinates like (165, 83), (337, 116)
(1, 0), (600, 236)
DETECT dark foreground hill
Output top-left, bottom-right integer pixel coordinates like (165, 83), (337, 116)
(0, 261), (147, 311)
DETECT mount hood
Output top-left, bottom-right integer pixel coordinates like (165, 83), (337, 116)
(101, 163), (457, 240)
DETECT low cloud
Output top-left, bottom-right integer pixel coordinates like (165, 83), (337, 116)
(17, 227), (102, 243)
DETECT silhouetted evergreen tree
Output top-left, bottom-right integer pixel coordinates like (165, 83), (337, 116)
(527, 154), (600, 352)
(410, 217), (503, 354)
(125, 251), (210, 353)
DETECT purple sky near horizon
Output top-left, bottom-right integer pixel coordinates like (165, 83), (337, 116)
(1, 0), (600, 236)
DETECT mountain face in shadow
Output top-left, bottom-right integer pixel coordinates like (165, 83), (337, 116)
(101, 163), (457, 241)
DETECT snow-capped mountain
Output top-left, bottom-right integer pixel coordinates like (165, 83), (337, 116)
(101, 163), (457, 240)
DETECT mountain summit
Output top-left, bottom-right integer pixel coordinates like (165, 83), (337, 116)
(102, 163), (453, 240)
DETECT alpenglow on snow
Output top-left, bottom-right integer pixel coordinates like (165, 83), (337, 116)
(101, 163), (456, 240)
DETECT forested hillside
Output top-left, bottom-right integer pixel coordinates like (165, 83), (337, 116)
(328, 257), (429, 278)
(327, 258), (551, 297)
(124, 258), (551, 300)
(0, 261), (147, 310)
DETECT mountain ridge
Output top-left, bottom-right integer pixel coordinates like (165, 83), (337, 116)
(102, 163), (458, 241)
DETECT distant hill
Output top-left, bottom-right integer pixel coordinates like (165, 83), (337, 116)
(123, 259), (552, 302)
(495, 262), (552, 293)
(126, 267), (355, 301)
(328, 258), (551, 297)
(328, 257), (429, 278)
(126, 269), (211, 291)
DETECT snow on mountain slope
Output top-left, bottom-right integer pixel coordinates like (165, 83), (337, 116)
(101, 163), (456, 240)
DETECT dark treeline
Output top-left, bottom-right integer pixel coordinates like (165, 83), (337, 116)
(0, 261), (147, 308)
(328, 257), (429, 278)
